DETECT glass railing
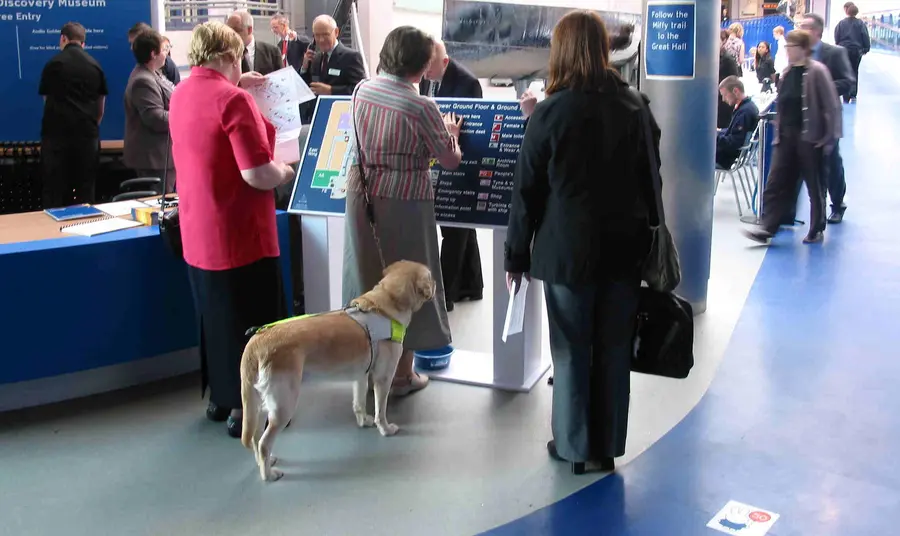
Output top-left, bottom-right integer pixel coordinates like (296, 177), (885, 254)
(862, 11), (900, 53)
(165, 0), (285, 31)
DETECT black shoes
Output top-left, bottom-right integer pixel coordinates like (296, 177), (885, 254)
(445, 291), (483, 312)
(742, 229), (774, 244)
(547, 440), (615, 475)
(803, 231), (825, 244)
(828, 206), (846, 224)
(226, 415), (242, 438)
(206, 402), (230, 422)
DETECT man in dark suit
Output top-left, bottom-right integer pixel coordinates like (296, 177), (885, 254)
(800, 13), (854, 223)
(716, 76), (759, 170)
(227, 10), (282, 76)
(421, 40), (484, 310)
(270, 12), (310, 72)
(300, 14), (366, 122)
(39, 22), (108, 208)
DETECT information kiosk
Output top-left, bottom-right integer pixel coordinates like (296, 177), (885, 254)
(288, 96), (549, 392)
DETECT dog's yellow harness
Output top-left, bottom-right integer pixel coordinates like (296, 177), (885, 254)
(245, 306), (406, 372)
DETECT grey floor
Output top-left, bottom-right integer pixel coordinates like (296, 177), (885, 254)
(0, 188), (764, 536)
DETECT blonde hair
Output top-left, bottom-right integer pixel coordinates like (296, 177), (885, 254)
(773, 25), (785, 37)
(728, 22), (744, 38)
(187, 21), (243, 67)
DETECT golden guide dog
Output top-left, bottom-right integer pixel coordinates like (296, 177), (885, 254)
(240, 260), (436, 482)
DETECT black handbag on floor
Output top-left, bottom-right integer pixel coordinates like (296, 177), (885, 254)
(632, 287), (694, 379)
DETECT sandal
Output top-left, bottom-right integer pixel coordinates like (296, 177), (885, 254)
(391, 372), (430, 396)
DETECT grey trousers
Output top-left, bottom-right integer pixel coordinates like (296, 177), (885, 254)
(544, 275), (641, 462)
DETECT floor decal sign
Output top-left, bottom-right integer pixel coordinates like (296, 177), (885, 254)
(707, 500), (780, 535)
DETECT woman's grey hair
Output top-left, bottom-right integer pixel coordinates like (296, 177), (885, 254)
(377, 26), (435, 78)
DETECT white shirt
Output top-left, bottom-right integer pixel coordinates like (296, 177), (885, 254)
(774, 36), (788, 74)
(245, 37), (256, 72)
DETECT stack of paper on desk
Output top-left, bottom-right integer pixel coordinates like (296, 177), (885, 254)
(61, 217), (143, 237)
(95, 200), (148, 217)
(245, 67), (316, 164)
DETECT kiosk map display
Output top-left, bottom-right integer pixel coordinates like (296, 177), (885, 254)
(288, 96), (525, 228)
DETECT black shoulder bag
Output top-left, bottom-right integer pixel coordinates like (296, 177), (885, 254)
(158, 132), (182, 258)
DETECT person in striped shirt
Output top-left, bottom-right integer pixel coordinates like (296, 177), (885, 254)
(342, 26), (464, 396)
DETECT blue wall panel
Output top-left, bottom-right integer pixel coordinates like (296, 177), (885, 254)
(0, 0), (149, 142)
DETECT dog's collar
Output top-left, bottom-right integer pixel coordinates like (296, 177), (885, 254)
(246, 307), (406, 345)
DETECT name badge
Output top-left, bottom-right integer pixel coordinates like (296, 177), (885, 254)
(328, 68), (341, 76)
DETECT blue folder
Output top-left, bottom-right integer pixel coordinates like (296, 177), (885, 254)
(43, 204), (105, 222)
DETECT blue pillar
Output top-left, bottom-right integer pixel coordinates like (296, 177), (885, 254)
(640, 0), (719, 313)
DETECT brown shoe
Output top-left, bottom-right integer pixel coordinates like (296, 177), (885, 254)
(391, 372), (430, 396)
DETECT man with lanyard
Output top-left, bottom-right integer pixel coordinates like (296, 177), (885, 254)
(799, 13), (854, 224)
(270, 12), (310, 72)
(299, 14), (366, 123)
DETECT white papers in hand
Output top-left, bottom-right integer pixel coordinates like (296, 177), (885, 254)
(247, 67), (315, 114)
(274, 138), (301, 165)
(245, 67), (316, 158)
(501, 277), (529, 343)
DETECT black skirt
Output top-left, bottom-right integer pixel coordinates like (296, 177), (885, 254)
(187, 256), (286, 409)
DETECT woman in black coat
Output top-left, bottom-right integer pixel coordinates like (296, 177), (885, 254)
(505, 10), (657, 475)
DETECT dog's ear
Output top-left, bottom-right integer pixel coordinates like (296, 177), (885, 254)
(415, 268), (435, 301)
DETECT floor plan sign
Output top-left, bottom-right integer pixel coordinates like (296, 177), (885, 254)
(288, 96), (525, 228)
(289, 97), (355, 215)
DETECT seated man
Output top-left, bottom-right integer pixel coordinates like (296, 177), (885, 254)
(716, 75), (760, 169)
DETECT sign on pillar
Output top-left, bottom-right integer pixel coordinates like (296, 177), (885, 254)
(645, 1), (697, 79)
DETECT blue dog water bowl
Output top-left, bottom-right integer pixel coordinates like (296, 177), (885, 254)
(414, 345), (454, 371)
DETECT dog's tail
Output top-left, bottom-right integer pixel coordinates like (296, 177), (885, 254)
(240, 338), (263, 451)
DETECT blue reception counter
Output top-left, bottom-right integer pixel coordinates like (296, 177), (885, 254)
(0, 210), (294, 412)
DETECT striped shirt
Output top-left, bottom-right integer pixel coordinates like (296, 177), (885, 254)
(349, 74), (458, 200)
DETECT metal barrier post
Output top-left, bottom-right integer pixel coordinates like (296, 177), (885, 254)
(740, 109), (776, 225)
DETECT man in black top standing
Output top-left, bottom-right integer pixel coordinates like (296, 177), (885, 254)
(420, 40), (484, 310)
(39, 22), (108, 208)
(834, 2), (870, 102)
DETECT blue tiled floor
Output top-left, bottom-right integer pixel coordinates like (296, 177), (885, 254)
(484, 59), (898, 535)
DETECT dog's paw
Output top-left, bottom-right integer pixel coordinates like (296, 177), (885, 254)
(269, 455), (278, 466)
(263, 468), (284, 482)
(378, 423), (399, 437)
(356, 413), (376, 428)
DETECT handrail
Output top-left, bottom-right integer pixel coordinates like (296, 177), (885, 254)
(349, 2), (369, 77)
(859, 9), (900, 18)
(332, 0), (354, 28)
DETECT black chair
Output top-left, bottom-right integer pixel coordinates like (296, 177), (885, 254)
(113, 177), (161, 202)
